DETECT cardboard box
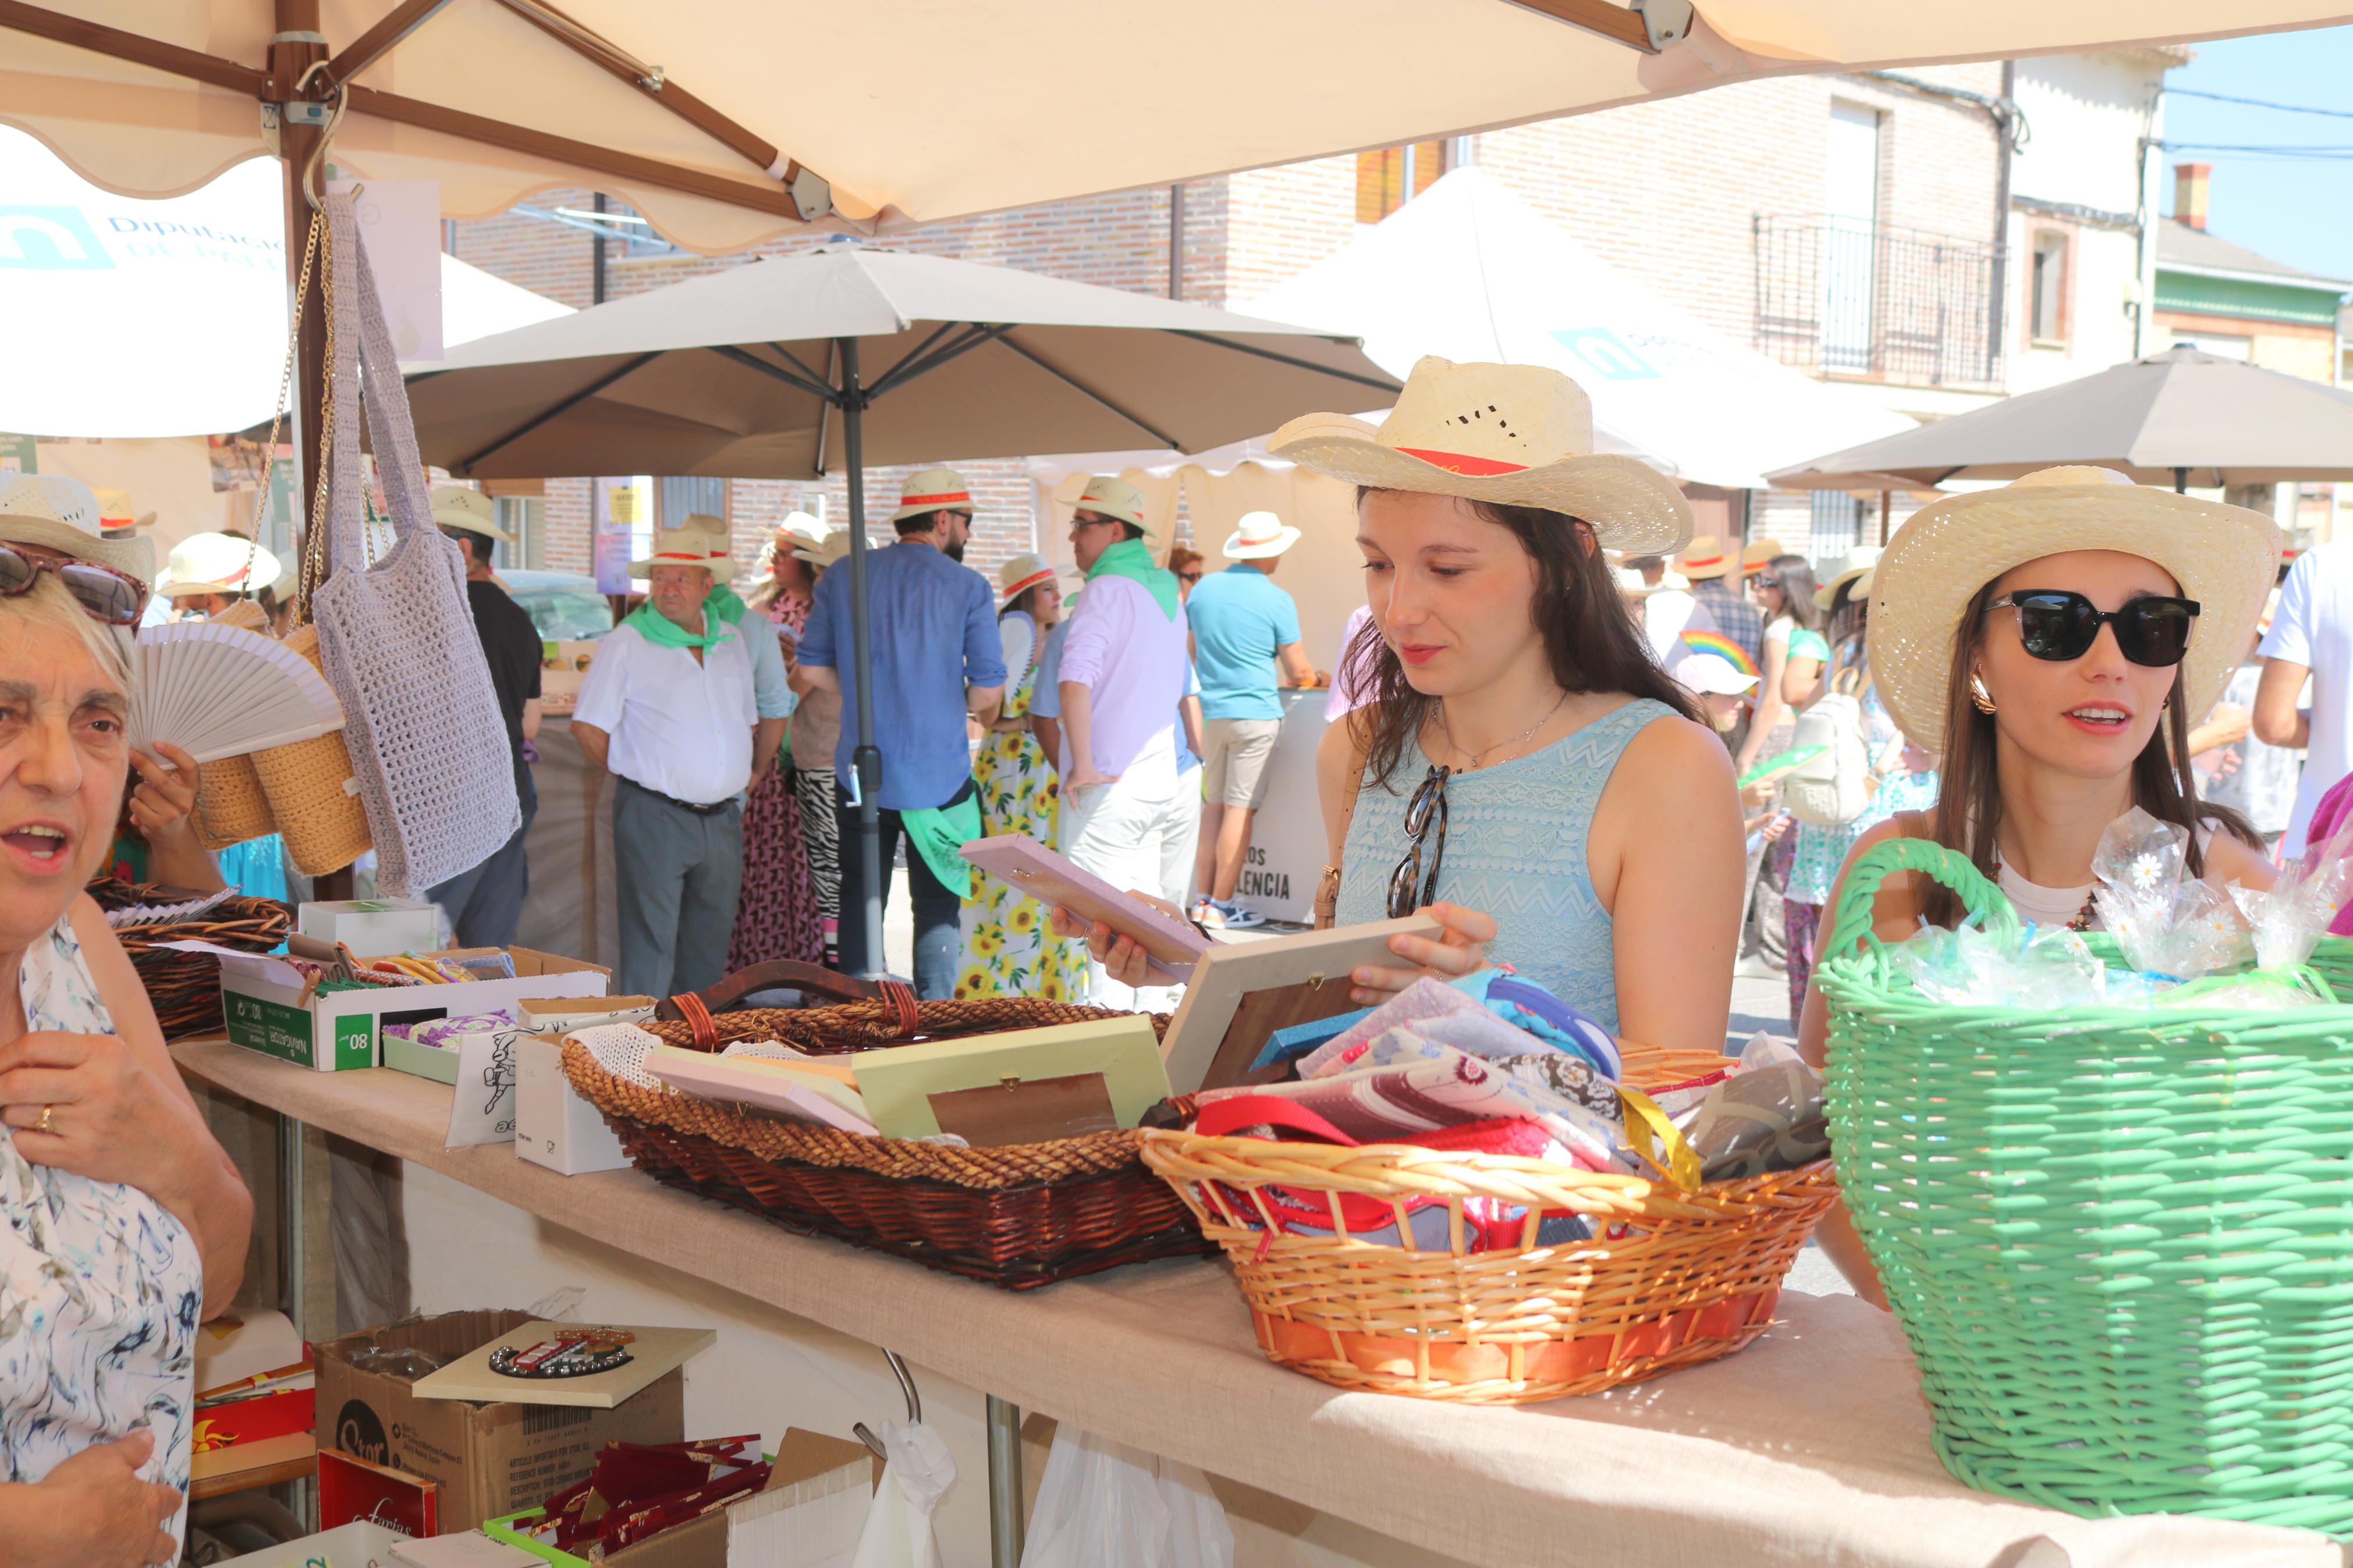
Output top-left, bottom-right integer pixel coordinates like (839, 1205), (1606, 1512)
(515, 996), (656, 1030)
(222, 947), (609, 1073)
(318, 1310), (683, 1531)
(301, 897), (443, 955)
(482, 1429), (876, 1568)
(516, 1033), (633, 1175)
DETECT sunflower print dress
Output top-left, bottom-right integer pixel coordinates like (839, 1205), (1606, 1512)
(3, 913), (201, 1553)
(956, 614), (1089, 1001)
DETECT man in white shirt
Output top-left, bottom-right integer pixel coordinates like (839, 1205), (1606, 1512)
(2255, 547), (2338, 847)
(572, 516), (781, 998)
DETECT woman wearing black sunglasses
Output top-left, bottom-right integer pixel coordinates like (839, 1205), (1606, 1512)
(1797, 465), (2281, 1304)
(1059, 359), (1749, 1058)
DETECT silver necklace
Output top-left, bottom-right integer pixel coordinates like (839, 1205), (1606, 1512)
(1435, 692), (1568, 771)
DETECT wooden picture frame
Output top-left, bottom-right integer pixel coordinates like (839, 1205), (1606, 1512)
(1160, 916), (1442, 1094)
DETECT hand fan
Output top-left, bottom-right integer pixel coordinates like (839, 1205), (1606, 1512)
(128, 621), (346, 763)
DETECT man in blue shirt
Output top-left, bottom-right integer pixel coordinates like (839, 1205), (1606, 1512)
(1185, 510), (1318, 928)
(797, 466), (1006, 994)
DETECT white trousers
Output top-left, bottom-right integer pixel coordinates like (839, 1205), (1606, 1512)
(1059, 751), (1200, 1009)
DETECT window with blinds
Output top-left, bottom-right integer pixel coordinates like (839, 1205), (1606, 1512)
(1355, 141), (1449, 224)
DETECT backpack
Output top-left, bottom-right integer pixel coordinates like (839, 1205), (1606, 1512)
(1785, 661), (1873, 827)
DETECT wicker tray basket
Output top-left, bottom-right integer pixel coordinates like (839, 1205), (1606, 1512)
(1819, 835), (2353, 1532)
(1141, 1041), (1837, 1405)
(89, 880), (293, 1041)
(562, 995), (1211, 1290)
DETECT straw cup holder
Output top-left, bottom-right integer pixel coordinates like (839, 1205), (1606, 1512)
(1819, 835), (2353, 1533)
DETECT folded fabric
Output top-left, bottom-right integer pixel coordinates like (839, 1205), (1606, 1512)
(382, 1011), (512, 1049)
(1298, 972), (1620, 1082)
(1455, 969), (1620, 1079)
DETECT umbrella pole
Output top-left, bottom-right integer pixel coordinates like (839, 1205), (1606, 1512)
(839, 336), (888, 979)
(2174, 467), (2189, 495)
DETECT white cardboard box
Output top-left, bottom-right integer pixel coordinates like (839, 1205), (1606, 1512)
(217, 947), (609, 1073)
(222, 1520), (408, 1567)
(514, 1032), (633, 1174)
(299, 898), (443, 955)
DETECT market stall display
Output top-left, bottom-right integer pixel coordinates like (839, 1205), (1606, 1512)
(1820, 834), (2353, 1530)
(90, 876), (293, 1041)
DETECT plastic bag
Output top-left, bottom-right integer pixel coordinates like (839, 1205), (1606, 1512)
(2231, 808), (2353, 972)
(1020, 1425), (1234, 1568)
(850, 1421), (954, 1568)
(1889, 919), (2113, 1009)
(2091, 808), (2253, 979)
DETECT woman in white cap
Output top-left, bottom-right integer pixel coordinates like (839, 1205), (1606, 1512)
(1068, 357), (1747, 1053)
(727, 516), (831, 973)
(155, 532), (281, 623)
(955, 555), (1089, 1001)
(1798, 467), (2279, 1303)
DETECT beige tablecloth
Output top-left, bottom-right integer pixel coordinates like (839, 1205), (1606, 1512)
(172, 1039), (2343, 1568)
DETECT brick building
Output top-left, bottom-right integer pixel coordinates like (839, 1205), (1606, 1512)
(449, 52), (2173, 577)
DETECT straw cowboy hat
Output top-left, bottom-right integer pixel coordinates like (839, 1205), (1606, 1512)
(0, 474), (153, 586)
(1223, 510), (1301, 560)
(1868, 466), (2280, 746)
(430, 484), (514, 546)
(628, 513), (732, 577)
(794, 528), (856, 570)
(1812, 546), (1880, 611)
(998, 552), (1059, 609)
(91, 487), (156, 535)
(1071, 474), (1148, 531)
(890, 466), (975, 525)
(1740, 537), (1786, 576)
(159, 531), (281, 598)
(1268, 356), (1692, 555)
(1674, 535), (1738, 581)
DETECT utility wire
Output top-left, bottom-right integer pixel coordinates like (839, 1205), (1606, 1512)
(2166, 87), (2353, 122)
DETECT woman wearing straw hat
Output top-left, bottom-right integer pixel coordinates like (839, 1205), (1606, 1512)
(1797, 467), (2280, 1303)
(1064, 357), (1747, 1051)
(954, 554), (1089, 1001)
(727, 515), (832, 973)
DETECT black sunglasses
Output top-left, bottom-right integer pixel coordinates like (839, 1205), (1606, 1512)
(0, 542), (147, 627)
(1387, 765), (1450, 919)
(1990, 589), (2200, 668)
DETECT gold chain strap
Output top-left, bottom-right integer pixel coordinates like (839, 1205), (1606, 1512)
(296, 214), (340, 621)
(240, 210), (324, 625)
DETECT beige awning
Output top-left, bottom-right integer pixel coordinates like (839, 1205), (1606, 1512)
(9, 2), (2353, 256)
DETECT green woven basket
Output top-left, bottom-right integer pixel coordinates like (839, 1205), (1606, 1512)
(1818, 836), (2353, 1534)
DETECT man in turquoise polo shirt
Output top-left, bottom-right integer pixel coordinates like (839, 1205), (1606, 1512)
(1186, 510), (1320, 928)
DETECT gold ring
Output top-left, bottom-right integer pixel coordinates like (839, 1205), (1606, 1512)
(35, 1105), (52, 1135)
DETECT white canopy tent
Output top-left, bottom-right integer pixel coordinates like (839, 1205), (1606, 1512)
(0, 125), (571, 438)
(1248, 167), (1911, 491)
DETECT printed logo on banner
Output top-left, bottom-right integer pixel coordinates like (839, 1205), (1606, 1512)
(1549, 327), (1660, 381)
(0, 205), (113, 270)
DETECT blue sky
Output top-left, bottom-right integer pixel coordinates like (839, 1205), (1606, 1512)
(2160, 24), (2353, 281)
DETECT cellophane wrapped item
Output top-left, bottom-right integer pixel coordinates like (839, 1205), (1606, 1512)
(2231, 809), (2353, 972)
(1889, 920), (2118, 1009)
(2091, 808), (2255, 979)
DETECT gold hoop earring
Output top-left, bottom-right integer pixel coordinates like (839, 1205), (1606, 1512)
(1968, 674), (1997, 715)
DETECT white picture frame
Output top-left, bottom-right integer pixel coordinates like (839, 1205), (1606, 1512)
(1160, 915), (1442, 1093)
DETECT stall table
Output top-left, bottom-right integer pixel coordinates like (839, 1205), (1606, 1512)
(172, 1039), (2340, 1568)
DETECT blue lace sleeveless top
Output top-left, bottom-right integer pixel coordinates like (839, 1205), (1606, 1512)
(1333, 698), (1676, 1033)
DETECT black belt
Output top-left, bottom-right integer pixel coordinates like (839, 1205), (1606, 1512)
(619, 776), (738, 816)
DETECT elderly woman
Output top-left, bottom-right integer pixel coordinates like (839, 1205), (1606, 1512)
(0, 546), (253, 1566)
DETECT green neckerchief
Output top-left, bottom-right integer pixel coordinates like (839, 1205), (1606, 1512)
(903, 792), (983, 899)
(624, 584), (747, 650)
(1085, 537), (1179, 620)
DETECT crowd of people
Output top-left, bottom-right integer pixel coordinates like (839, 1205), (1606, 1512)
(5, 345), (2353, 1560)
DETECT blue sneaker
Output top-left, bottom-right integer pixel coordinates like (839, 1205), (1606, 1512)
(1213, 899), (1267, 930)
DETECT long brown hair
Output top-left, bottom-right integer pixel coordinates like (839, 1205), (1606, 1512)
(1344, 490), (1701, 792)
(1919, 577), (2259, 927)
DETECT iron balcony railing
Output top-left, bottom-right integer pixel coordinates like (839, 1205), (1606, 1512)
(1752, 215), (2006, 390)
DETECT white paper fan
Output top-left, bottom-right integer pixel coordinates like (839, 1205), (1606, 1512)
(128, 621), (345, 763)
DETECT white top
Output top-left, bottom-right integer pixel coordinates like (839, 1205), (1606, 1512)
(2258, 543), (2344, 845)
(1997, 863), (2099, 931)
(572, 620), (757, 805)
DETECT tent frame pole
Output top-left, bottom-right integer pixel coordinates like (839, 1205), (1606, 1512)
(837, 337), (888, 978)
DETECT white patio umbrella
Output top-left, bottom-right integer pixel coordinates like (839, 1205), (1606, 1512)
(8, 3), (2351, 255)
(0, 125), (569, 437)
(403, 242), (1401, 973)
(1248, 167), (1910, 490)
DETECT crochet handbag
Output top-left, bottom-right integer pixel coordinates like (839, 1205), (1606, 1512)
(307, 192), (519, 897)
